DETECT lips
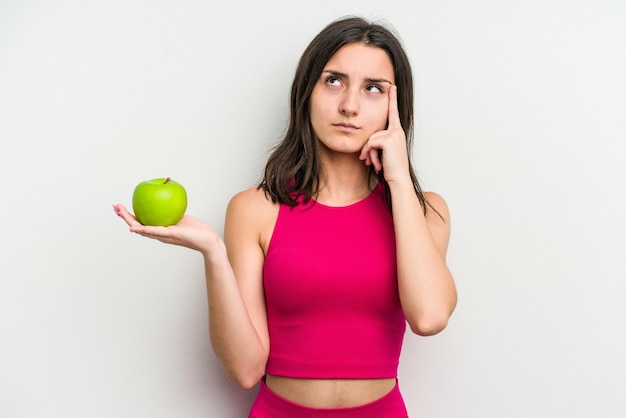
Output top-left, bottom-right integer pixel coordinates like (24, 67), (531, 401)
(333, 122), (359, 132)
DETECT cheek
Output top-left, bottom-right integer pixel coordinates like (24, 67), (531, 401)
(309, 91), (326, 122)
(309, 102), (324, 133)
(367, 103), (390, 131)
(310, 97), (337, 127)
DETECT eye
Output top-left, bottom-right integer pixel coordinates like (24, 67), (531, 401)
(325, 75), (342, 87)
(365, 84), (384, 94)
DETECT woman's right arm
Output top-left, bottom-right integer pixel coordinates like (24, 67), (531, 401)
(207, 188), (272, 389)
(113, 187), (272, 389)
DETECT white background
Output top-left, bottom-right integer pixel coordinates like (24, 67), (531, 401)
(1, 0), (625, 417)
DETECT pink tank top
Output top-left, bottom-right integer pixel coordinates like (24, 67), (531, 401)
(263, 182), (406, 379)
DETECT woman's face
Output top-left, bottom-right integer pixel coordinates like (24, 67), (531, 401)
(309, 42), (395, 157)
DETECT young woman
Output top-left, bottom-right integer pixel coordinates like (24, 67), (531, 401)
(114, 16), (457, 417)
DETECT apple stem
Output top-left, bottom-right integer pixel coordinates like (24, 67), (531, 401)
(164, 177), (171, 184)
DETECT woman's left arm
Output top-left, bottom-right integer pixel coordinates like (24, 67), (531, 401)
(360, 85), (457, 336)
(389, 182), (457, 336)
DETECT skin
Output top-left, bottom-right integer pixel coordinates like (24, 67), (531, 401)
(113, 42), (457, 408)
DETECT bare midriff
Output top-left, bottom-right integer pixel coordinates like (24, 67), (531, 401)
(264, 375), (396, 408)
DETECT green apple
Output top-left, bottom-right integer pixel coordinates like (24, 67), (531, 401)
(132, 177), (187, 226)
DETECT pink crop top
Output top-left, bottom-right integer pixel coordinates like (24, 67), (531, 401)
(263, 182), (406, 379)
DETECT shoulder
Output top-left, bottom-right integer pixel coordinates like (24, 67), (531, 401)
(228, 186), (275, 210)
(227, 186), (279, 222)
(226, 187), (280, 249)
(423, 191), (450, 226)
(423, 191), (451, 256)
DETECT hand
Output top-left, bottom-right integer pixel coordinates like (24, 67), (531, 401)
(113, 204), (221, 255)
(359, 85), (411, 183)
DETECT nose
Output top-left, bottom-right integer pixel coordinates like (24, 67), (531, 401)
(339, 89), (359, 116)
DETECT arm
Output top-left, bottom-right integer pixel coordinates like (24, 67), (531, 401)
(359, 85), (457, 336)
(212, 188), (272, 388)
(113, 188), (272, 388)
(388, 183), (457, 336)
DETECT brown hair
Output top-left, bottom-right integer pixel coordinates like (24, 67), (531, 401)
(260, 16), (433, 215)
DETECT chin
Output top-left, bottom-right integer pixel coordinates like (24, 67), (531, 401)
(320, 139), (367, 155)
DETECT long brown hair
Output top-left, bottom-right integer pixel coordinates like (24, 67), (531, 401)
(260, 16), (433, 215)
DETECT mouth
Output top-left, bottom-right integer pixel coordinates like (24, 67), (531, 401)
(333, 123), (359, 132)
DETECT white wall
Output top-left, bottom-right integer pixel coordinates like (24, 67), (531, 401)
(1, 0), (625, 417)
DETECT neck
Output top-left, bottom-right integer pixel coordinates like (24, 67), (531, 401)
(316, 154), (377, 206)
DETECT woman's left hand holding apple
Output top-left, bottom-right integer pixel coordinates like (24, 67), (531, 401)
(113, 204), (223, 256)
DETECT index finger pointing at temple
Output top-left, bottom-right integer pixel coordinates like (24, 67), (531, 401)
(387, 85), (402, 129)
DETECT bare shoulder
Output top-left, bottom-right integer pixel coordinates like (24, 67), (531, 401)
(423, 191), (451, 256)
(226, 186), (279, 251)
(423, 191), (450, 225)
(228, 186), (276, 214)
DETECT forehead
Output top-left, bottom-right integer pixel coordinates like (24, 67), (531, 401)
(324, 42), (395, 83)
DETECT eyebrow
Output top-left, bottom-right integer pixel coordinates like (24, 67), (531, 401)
(322, 70), (393, 85)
